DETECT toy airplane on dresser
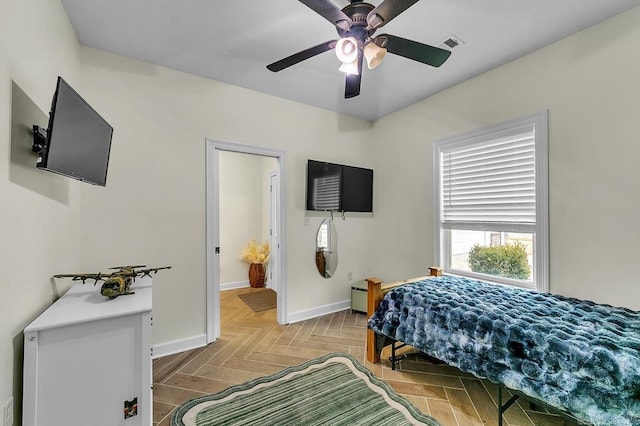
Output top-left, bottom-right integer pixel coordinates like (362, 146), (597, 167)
(53, 265), (171, 299)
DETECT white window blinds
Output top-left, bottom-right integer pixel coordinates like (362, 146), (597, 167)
(441, 122), (536, 232)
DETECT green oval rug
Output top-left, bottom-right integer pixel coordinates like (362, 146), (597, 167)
(171, 352), (440, 426)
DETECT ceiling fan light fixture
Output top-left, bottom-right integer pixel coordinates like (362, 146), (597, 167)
(338, 59), (359, 76)
(363, 41), (387, 69)
(335, 37), (359, 64)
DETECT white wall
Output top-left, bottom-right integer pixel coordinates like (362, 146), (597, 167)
(371, 6), (640, 309)
(1, 0), (82, 420)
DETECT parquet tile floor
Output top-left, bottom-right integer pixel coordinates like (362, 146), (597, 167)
(153, 287), (578, 426)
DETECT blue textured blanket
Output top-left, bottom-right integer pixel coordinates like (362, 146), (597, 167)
(367, 276), (640, 426)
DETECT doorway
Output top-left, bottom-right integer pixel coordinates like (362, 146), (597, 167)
(205, 139), (288, 343)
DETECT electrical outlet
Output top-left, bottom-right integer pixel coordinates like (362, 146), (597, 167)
(3, 397), (13, 426)
(347, 272), (353, 281)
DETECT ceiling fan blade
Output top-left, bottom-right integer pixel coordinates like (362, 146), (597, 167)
(298, 0), (353, 30)
(267, 40), (337, 72)
(375, 34), (451, 67)
(367, 0), (420, 29)
(344, 53), (363, 98)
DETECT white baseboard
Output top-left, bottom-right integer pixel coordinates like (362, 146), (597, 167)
(221, 280), (250, 291)
(287, 299), (351, 324)
(152, 334), (208, 359)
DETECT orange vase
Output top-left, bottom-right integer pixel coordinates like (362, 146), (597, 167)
(248, 263), (265, 288)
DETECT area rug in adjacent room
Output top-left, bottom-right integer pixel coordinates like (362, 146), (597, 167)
(171, 352), (440, 426)
(237, 288), (276, 312)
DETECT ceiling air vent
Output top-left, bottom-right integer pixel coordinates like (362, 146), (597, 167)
(439, 34), (465, 50)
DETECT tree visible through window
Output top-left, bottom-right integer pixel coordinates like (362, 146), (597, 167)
(434, 112), (549, 291)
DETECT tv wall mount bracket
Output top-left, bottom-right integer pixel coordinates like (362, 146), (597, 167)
(32, 125), (47, 154)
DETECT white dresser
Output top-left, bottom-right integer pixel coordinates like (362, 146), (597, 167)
(23, 276), (153, 426)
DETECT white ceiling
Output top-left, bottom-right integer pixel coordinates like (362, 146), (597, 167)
(60, 0), (637, 121)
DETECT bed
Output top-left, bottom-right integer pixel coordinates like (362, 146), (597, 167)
(365, 270), (640, 426)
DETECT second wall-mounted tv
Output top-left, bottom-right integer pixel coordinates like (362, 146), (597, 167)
(306, 159), (373, 213)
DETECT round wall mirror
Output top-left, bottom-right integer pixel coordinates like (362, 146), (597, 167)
(315, 218), (338, 278)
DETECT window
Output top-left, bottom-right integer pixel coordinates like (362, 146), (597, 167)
(434, 111), (549, 291)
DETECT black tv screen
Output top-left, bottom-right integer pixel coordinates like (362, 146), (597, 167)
(342, 165), (373, 212)
(306, 160), (373, 213)
(306, 160), (342, 211)
(37, 77), (113, 186)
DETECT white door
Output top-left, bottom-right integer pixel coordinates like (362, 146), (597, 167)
(268, 172), (280, 292)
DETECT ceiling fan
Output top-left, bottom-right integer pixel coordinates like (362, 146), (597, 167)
(266, 0), (452, 98)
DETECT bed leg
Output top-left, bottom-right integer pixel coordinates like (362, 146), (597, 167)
(391, 341), (397, 371)
(497, 385), (519, 426)
(366, 277), (384, 364)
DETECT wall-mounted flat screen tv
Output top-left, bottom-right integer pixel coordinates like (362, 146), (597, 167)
(306, 159), (373, 213)
(35, 76), (113, 186)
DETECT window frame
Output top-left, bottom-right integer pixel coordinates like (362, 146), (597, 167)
(433, 111), (549, 292)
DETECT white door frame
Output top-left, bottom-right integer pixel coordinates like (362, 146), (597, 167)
(205, 139), (288, 343)
(268, 171), (280, 292)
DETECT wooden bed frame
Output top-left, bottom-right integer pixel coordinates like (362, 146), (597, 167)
(365, 266), (442, 364)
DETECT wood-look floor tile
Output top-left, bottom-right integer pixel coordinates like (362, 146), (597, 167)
(268, 343), (328, 360)
(404, 395), (431, 415)
(154, 288), (562, 426)
(460, 378), (506, 425)
(245, 350), (310, 367)
(156, 412), (173, 426)
(205, 335), (244, 367)
(401, 359), (477, 378)
(288, 338), (351, 353)
(384, 368), (465, 389)
(428, 398), (460, 426)
(220, 325), (259, 335)
(526, 411), (574, 426)
(153, 383), (204, 405)
(175, 340), (227, 375)
(163, 372), (233, 394)
(222, 356), (284, 375)
(234, 316), (278, 330)
(311, 314), (332, 336)
(354, 313), (369, 327)
(291, 318), (318, 343)
(348, 346), (365, 360)
(482, 381), (540, 426)
(153, 400), (175, 425)
(273, 322), (302, 346)
(327, 310), (347, 330)
(310, 332), (364, 347)
(251, 332), (283, 353)
(385, 379), (448, 400)
(195, 363), (262, 384)
(445, 388), (483, 426)
(232, 329), (270, 360)
(324, 327), (365, 341)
